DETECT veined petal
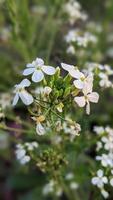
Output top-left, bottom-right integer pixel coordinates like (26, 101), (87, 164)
(19, 79), (31, 87)
(12, 93), (19, 106)
(42, 65), (56, 75)
(88, 92), (99, 103)
(61, 63), (75, 72)
(73, 80), (84, 89)
(19, 91), (33, 105)
(35, 58), (44, 66)
(74, 96), (86, 107)
(23, 68), (34, 76)
(69, 69), (84, 79)
(32, 70), (44, 82)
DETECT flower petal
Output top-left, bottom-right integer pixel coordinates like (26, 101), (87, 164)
(91, 177), (99, 185)
(42, 65), (56, 75)
(73, 80), (84, 89)
(19, 91), (33, 105)
(97, 169), (103, 177)
(23, 68), (34, 76)
(12, 93), (19, 106)
(69, 69), (84, 79)
(32, 70), (44, 82)
(74, 96), (86, 107)
(20, 79), (31, 87)
(88, 92), (99, 103)
(35, 58), (44, 66)
(61, 63), (75, 72)
(36, 123), (45, 135)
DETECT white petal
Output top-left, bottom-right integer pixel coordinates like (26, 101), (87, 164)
(26, 63), (34, 68)
(83, 81), (93, 94)
(61, 63), (75, 71)
(12, 93), (19, 106)
(36, 123), (45, 135)
(88, 92), (99, 103)
(91, 177), (99, 185)
(35, 58), (44, 66)
(110, 178), (113, 186)
(42, 65), (56, 75)
(102, 177), (108, 184)
(97, 169), (103, 177)
(69, 69), (84, 79)
(19, 91), (33, 105)
(73, 80), (84, 89)
(32, 70), (44, 82)
(19, 79), (31, 87)
(86, 101), (90, 115)
(101, 189), (109, 199)
(23, 68), (34, 76)
(74, 96), (86, 107)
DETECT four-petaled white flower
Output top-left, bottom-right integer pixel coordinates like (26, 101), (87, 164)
(61, 63), (93, 90)
(91, 169), (108, 188)
(12, 79), (33, 106)
(23, 58), (56, 82)
(74, 86), (99, 115)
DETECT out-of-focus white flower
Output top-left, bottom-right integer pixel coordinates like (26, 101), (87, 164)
(64, 0), (87, 24)
(25, 141), (38, 150)
(0, 93), (12, 109)
(96, 141), (103, 151)
(35, 86), (52, 96)
(65, 173), (74, 180)
(70, 182), (79, 190)
(66, 45), (75, 55)
(15, 144), (31, 165)
(91, 169), (108, 188)
(96, 153), (113, 168)
(93, 126), (105, 135)
(23, 58), (56, 82)
(99, 73), (112, 88)
(74, 86), (99, 115)
(43, 180), (55, 195)
(13, 79), (33, 106)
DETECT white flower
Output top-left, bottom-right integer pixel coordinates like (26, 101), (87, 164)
(25, 141), (38, 150)
(99, 72), (112, 88)
(65, 173), (74, 180)
(96, 153), (113, 167)
(73, 73), (93, 90)
(91, 169), (108, 188)
(43, 180), (55, 195)
(70, 182), (79, 190)
(101, 189), (109, 199)
(36, 122), (46, 135)
(93, 126), (105, 135)
(74, 87), (99, 115)
(23, 58), (56, 82)
(12, 79), (33, 106)
(15, 144), (31, 165)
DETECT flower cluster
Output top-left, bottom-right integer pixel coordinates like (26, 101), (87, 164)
(15, 141), (38, 165)
(12, 58), (99, 138)
(85, 62), (113, 88)
(64, 0), (87, 25)
(91, 126), (113, 199)
(65, 29), (97, 54)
